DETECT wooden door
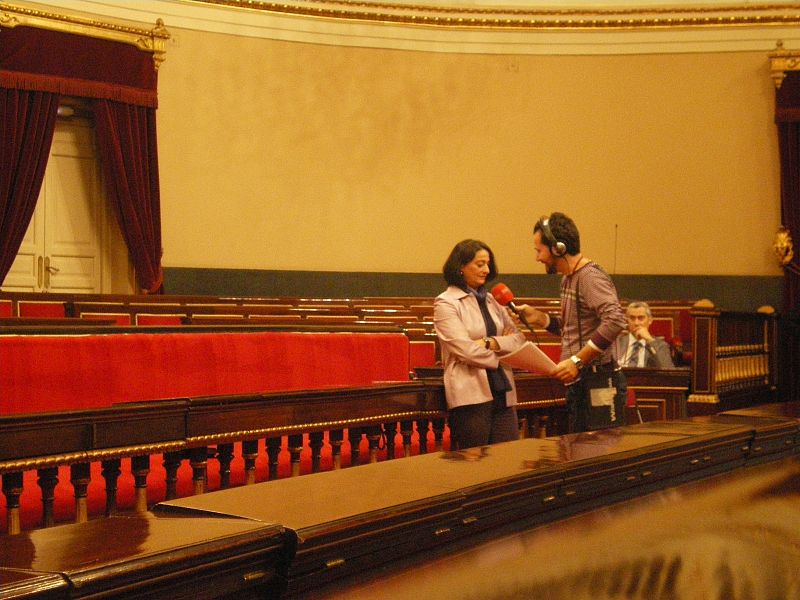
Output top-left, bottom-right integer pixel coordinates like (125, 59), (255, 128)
(2, 116), (133, 293)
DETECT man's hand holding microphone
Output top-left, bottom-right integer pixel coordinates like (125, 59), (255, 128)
(490, 283), (549, 331)
(491, 283), (594, 383)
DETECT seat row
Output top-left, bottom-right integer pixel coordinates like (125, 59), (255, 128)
(0, 291), (698, 367)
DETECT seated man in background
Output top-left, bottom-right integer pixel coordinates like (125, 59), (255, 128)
(616, 301), (675, 368)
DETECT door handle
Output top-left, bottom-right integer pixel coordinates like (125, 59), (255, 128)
(43, 256), (59, 289)
(37, 256), (44, 288)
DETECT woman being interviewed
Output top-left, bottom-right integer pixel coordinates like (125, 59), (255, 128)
(434, 239), (527, 450)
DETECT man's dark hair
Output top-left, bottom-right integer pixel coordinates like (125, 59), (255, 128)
(442, 239), (498, 288)
(534, 212), (581, 255)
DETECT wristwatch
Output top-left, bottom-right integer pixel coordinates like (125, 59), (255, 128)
(483, 337), (493, 350)
(570, 355), (583, 370)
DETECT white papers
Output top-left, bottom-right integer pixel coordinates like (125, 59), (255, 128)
(500, 341), (557, 375)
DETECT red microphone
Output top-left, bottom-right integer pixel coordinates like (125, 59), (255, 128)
(491, 283), (532, 330)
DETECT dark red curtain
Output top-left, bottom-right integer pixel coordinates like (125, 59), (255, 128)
(0, 26), (157, 107)
(1, 24), (162, 291)
(775, 71), (800, 402)
(0, 88), (59, 283)
(94, 99), (163, 293)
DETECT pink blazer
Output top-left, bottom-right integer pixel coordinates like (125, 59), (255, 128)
(434, 286), (526, 410)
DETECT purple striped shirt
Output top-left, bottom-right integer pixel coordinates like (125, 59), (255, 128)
(546, 262), (626, 363)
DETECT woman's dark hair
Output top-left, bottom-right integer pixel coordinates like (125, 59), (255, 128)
(442, 239), (498, 288)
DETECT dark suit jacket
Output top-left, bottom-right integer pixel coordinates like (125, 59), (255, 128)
(616, 334), (675, 368)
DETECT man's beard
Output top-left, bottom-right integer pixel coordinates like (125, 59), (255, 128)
(546, 262), (557, 275)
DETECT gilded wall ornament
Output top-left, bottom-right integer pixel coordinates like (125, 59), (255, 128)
(774, 226), (795, 267)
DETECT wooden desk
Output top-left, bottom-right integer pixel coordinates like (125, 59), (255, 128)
(0, 513), (285, 599)
(624, 366), (690, 422)
(0, 569), (67, 599)
(309, 455), (800, 599)
(154, 418), (758, 596)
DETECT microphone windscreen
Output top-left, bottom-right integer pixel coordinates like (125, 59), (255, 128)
(491, 283), (514, 306)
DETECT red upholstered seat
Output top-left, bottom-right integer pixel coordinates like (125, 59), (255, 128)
(134, 313), (184, 325)
(81, 312), (132, 325)
(0, 331), (411, 415)
(17, 300), (66, 317)
(649, 318), (674, 342)
(409, 340), (437, 369)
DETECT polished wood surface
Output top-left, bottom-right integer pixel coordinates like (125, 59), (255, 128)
(153, 417), (767, 596)
(0, 513), (285, 599)
(1, 407), (798, 599)
(311, 455), (800, 599)
(0, 569), (67, 599)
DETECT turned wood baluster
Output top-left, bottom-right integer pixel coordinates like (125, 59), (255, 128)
(37, 467), (58, 527)
(216, 443), (234, 488)
(400, 420), (414, 457)
(518, 416), (529, 439)
(242, 440), (259, 485)
(329, 430), (344, 470)
(101, 459), (121, 516)
(417, 419), (430, 454)
(2, 472), (23, 535)
(432, 418), (446, 451)
(70, 463), (91, 523)
(348, 428), (363, 467)
(365, 426), (383, 464)
(309, 432), (325, 473)
(384, 422), (398, 460)
(131, 455), (151, 511)
(163, 451), (183, 500)
(525, 414), (539, 439)
(288, 434), (304, 477)
(266, 437), (282, 480)
(188, 447), (209, 495)
(537, 416), (550, 439)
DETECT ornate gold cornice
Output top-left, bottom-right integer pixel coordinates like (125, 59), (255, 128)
(773, 225), (795, 265)
(769, 40), (800, 87)
(0, 3), (169, 69)
(191, 0), (800, 31)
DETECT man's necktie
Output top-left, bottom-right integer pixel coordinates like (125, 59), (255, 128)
(627, 340), (643, 367)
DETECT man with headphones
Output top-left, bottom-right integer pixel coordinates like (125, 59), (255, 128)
(515, 212), (627, 432)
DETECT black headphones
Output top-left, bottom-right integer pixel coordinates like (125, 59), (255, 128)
(538, 216), (567, 257)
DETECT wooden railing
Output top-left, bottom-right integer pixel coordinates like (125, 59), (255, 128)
(0, 374), (577, 535)
(0, 368), (697, 536)
(688, 301), (778, 414)
(0, 381), (446, 534)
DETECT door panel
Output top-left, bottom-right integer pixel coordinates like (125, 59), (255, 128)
(2, 186), (46, 292)
(45, 124), (101, 293)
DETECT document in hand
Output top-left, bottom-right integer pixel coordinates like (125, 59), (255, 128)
(500, 341), (557, 375)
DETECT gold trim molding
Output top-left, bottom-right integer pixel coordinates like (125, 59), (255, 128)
(0, 3), (169, 69)
(769, 40), (800, 87)
(192, 0), (800, 31)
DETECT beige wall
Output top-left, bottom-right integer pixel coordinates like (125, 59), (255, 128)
(157, 28), (782, 276)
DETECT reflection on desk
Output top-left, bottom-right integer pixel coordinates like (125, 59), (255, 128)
(315, 456), (800, 600)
